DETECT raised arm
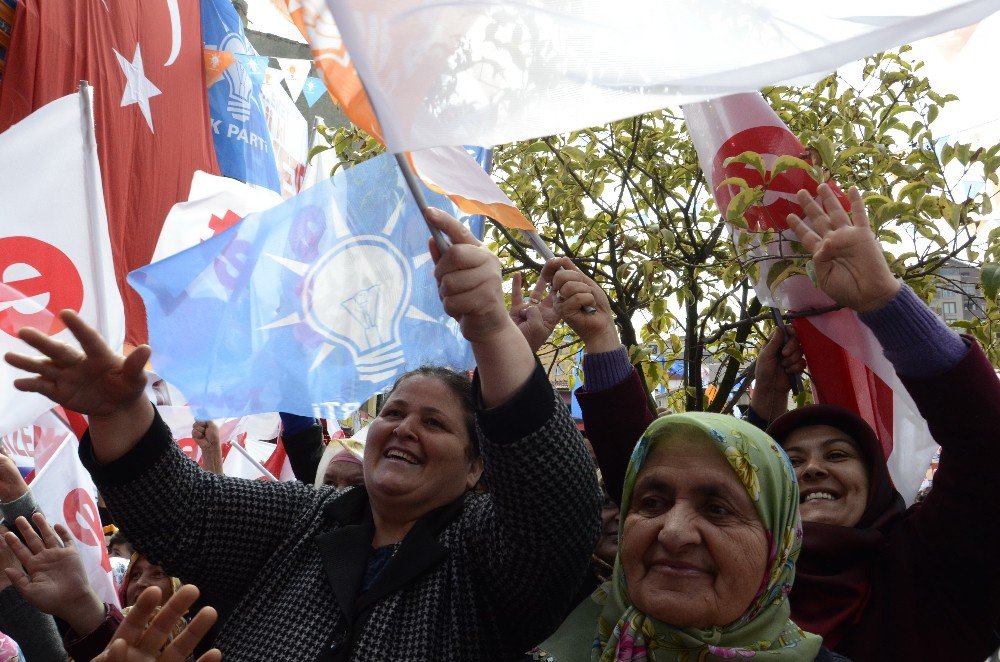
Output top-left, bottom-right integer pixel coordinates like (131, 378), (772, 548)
(427, 211), (601, 654)
(789, 184), (1000, 651)
(3, 314), (327, 610)
(191, 421), (223, 475)
(426, 208), (536, 405)
(540, 258), (651, 503)
(747, 326), (807, 428)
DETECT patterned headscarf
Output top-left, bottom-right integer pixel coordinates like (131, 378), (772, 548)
(118, 552), (182, 607)
(537, 413), (821, 661)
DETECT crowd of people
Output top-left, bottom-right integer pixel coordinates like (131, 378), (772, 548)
(0, 184), (995, 661)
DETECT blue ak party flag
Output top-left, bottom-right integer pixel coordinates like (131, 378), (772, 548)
(128, 154), (477, 419)
(201, 0), (281, 193)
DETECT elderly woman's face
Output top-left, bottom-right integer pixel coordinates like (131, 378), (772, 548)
(621, 439), (768, 629)
(365, 376), (482, 509)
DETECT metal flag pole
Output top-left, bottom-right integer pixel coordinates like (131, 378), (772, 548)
(227, 440), (279, 481)
(393, 152), (449, 254)
(78, 80), (114, 342)
(346, 71), (449, 253)
(769, 307), (803, 395)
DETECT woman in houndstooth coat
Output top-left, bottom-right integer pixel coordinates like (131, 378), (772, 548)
(7, 210), (602, 661)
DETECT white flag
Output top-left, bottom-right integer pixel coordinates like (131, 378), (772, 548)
(150, 171), (283, 264)
(0, 90), (124, 435)
(326, 0), (1000, 152)
(31, 435), (119, 606)
(277, 58), (310, 101)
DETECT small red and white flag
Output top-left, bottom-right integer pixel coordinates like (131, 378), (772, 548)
(151, 171), (283, 263)
(31, 431), (119, 607)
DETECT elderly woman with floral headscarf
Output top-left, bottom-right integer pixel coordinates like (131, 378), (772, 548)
(533, 413), (841, 661)
(545, 184), (1000, 660)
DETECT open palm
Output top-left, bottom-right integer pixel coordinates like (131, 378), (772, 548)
(3, 514), (92, 616)
(786, 185), (900, 313)
(4, 310), (149, 416)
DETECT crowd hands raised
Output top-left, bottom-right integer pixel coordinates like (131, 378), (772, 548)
(0, 186), (995, 660)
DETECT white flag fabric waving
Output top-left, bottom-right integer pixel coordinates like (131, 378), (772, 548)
(277, 58), (310, 101)
(31, 432), (119, 606)
(151, 171), (283, 263)
(0, 90), (124, 436)
(327, 0), (1000, 152)
(684, 92), (937, 503)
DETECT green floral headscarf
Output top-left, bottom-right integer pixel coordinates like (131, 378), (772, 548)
(536, 412), (821, 661)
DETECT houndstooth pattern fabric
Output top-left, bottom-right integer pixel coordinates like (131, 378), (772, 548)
(94, 380), (601, 661)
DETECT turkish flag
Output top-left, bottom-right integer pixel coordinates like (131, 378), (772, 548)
(0, 0), (220, 345)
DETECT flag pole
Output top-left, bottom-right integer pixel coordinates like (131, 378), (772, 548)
(78, 81), (114, 342)
(769, 307), (803, 395)
(227, 440), (279, 481)
(393, 152), (449, 254)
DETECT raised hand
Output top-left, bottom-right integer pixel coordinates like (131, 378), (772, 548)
(750, 326), (807, 423)
(426, 207), (534, 407)
(508, 271), (559, 353)
(542, 258), (621, 354)
(4, 310), (149, 417)
(786, 185), (900, 313)
(93, 584), (221, 662)
(2, 513), (106, 636)
(4, 310), (154, 462)
(192, 421), (224, 475)
(428, 208), (511, 345)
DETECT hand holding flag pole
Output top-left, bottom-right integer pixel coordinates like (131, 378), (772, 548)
(769, 307), (803, 396)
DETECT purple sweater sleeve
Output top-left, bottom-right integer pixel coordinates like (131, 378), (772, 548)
(581, 345), (632, 392)
(857, 284), (969, 379)
(577, 347), (654, 504)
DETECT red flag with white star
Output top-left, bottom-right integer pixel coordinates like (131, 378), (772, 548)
(0, 0), (220, 345)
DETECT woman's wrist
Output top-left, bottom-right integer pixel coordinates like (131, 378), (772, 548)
(471, 323), (536, 408)
(88, 399), (156, 464)
(58, 588), (106, 637)
(582, 329), (622, 355)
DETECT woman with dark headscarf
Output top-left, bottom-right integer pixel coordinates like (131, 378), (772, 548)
(546, 184), (1000, 660)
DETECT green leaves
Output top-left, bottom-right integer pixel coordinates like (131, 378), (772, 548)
(983, 264), (1000, 300)
(723, 151), (767, 178)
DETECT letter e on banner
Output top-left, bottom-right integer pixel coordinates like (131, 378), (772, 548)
(0, 236), (84, 337)
(63, 488), (112, 572)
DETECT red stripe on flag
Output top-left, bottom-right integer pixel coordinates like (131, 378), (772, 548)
(792, 317), (895, 460)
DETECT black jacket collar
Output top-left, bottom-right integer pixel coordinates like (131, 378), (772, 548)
(315, 487), (466, 622)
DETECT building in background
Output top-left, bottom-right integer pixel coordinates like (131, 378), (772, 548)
(929, 258), (986, 323)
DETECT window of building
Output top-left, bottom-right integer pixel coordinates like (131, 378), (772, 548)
(942, 301), (957, 315)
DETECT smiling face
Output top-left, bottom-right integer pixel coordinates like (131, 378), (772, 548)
(620, 440), (768, 629)
(782, 424), (869, 527)
(364, 375), (483, 516)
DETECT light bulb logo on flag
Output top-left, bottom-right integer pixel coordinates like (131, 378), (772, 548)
(262, 197), (438, 384)
(302, 237), (411, 382)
